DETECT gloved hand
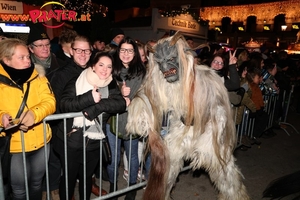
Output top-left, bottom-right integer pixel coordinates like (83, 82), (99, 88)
(20, 110), (35, 127)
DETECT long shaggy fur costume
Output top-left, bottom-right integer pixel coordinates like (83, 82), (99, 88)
(126, 32), (250, 200)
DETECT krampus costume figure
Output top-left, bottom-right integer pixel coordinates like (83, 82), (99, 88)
(126, 32), (250, 200)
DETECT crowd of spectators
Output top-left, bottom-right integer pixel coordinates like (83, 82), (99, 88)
(0, 23), (300, 200)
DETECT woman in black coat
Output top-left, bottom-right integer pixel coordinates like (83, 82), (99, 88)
(54, 52), (126, 200)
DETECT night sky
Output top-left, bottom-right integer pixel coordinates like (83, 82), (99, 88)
(93, 0), (283, 10)
(93, 0), (150, 10)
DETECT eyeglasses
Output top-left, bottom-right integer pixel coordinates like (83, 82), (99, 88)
(72, 48), (92, 55)
(120, 48), (134, 54)
(212, 60), (224, 66)
(32, 43), (51, 48)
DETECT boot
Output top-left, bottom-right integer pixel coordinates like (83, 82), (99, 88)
(124, 183), (137, 200)
(42, 191), (47, 200)
(92, 177), (108, 196)
(51, 189), (60, 200)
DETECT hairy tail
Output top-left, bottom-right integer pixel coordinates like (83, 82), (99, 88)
(143, 130), (169, 200)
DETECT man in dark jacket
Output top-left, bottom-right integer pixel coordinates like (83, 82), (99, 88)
(27, 23), (63, 81)
(42, 35), (93, 200)
(54, 52), (126, 200)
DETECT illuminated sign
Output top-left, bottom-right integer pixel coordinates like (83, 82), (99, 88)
(0, 1), (91, 28)
(0, 1), (23, 14)
(168, 18), (199, 31)
(29, 2), (91, 28)
(0, 23), (29, 33)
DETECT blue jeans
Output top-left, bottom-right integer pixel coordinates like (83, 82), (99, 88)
(11, 144), (50, 200)
(144, 153), (151, 180)
(106, 124), (139, 184)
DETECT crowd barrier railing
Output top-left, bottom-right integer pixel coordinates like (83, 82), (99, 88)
(0, 112), (148, 200)
(235, 85), (299, 149)
(44, 112), (148, 200)
(1, 86), (299, 199)
(278, 85), (299, 136)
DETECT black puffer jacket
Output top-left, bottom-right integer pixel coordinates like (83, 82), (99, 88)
(56, 76), (126, 151)
(50, 60), (85, 113)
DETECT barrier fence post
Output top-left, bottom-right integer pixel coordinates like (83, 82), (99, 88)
(279, 85), (299, 135)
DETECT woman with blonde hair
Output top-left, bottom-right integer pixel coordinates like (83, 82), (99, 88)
(0, 38), (56, 199)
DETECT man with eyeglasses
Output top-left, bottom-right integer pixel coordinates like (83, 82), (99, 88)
(27, 23), (62, 81)
(50, 35), (108, 199)
(26, 23), (65, 200)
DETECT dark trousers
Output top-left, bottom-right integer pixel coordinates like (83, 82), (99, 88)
(54, 138), (99, 200)
(253, 109), (269, 137)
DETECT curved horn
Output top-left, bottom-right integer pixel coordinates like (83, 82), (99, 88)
(193, 43), (210, 52)
(170, 31), (185, 46)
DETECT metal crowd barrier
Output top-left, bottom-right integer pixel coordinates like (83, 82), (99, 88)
(278, 85), (299, 136)
(0, 112), (148, 200)
(43, 112), (147, 200)
(235, 85), (299, 149)
(1, 86), (299, 199)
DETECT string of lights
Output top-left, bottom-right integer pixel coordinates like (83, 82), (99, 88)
(159, 6), (209, 26)
(21, 0), (108, 16)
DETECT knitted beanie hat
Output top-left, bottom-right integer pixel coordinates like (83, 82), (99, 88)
(27, 23), (49, 45)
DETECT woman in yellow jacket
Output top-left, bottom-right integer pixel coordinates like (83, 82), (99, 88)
(0, 38), (55, 200)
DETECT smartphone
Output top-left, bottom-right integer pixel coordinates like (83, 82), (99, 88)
(5, 118), (20, 130)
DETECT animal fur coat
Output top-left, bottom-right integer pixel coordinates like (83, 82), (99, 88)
(126, 32), (250, 200)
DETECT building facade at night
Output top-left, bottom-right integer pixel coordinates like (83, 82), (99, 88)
(200, 0), (300, 48)
(115, 0), (299, 49)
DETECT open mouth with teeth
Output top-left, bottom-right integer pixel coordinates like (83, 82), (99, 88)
(163, 68), (177, 78)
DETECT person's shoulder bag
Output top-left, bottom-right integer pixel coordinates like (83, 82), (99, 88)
(0, 77), (30, 191)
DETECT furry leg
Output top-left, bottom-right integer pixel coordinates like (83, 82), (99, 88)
(208, 156), (250, 200)
(163, 124), (190, 200)
(164, 143), (185, 200)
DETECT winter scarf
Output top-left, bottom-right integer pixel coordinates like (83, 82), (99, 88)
(73, 67), (112, 139)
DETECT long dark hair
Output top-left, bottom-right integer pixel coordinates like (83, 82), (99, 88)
(113, 37), (146, 80)
(209, 53), (228, 77)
